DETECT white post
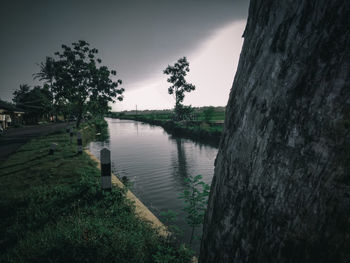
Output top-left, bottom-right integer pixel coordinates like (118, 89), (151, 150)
(77, 132), (82, 154)
(100, 148), (111, 190)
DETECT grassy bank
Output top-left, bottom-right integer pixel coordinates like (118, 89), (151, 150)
(0, 120), (192, 263)
(109, 106), (225, 122)
(109, 112), (224, 146)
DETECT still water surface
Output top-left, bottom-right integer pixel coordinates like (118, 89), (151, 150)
(88, 118), (218, 250)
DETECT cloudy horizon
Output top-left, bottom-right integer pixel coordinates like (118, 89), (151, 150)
(0, 0), (249, 111)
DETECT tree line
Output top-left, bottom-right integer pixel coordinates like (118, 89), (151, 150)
(12, 40), (124, 127)
(11, 40), (198, 127)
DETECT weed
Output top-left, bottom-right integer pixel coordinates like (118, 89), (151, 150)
(179, 174), (210, 245)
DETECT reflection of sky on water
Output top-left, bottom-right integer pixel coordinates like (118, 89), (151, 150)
(88, 118), (217, 252)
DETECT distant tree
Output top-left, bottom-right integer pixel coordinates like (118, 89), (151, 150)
(40, 84), (54, 116)
(12, 84), (30, 105)
(34, 57), (55, 87)
(163, 57), (195, 119)
(203, 106), (215, 123)
(35, 40), (124, 127)
(13, 85), (52, 124)
(175, 104), (194, 121)
(34, 57), (57, 120)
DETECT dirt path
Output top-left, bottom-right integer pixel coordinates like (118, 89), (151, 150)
(0, 122), (73, 162)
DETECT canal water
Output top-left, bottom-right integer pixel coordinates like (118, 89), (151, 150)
(88, 118), (218, 251)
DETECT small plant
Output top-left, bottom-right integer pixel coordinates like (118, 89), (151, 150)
(155, 210), (194, 262)
(160, 209), (178, 226)
(179, 174), (210, 245)
(153, 243), (193, 263)
(160, 210), (183, 243)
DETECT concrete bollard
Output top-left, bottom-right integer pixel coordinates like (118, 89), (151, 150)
(77, 132), (82, 154)
(49, 143), (57, 155)
(70, 127), (73, 143)
(100, 148), (111, 190)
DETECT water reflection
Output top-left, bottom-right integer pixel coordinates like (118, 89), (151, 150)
(88, 118), (218, 252)
(170, 136), (190, 188)
(175, 139), (188, 179)
(134, 122), (139, 136)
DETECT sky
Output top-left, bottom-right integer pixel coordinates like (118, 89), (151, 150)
(0, 0), (249, 111)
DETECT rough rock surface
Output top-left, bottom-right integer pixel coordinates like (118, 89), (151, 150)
(200, 1), (350, 262)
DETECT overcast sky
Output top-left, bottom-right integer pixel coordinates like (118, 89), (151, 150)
(0, 0), (249, 110)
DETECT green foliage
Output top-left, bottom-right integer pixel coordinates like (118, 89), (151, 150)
(89, 117), (108, 132)
(163, 57), (195, 119)
(0, 127), (191, 263)
(174, 104), (194, 121)
(113, 106), (225, 123)
(12, 84), (53, 124)
(89, 118), (110, 141)
(203, 106), (215, 123)
(34, 57), (65, 121)
(154, 209), (193, 263)
(35, 40), (124, 127)
(179, 175), (210, 245)
(160, 210), (178, 225)
(153, 243), (192, 263)
(160, 210), (183, 244)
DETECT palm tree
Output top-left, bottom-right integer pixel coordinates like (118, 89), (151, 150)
(34, 57), (55, 84)
(34, 57), (56, 120)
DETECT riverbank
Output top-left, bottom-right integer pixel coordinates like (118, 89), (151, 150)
(84, 149), (168, 237)
(115, 115), (223, 147)
(0, 120), (192, 263)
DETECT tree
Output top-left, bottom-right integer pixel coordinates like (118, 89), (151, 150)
(87, 95), (111, 117)
(12, 84), (30, 105)
(34, 57), (57, 121)
(163, 57), (195, 119)
(200, 0), (350, 262)
(13, 84), (52, 124)
(35, 40), (124, 127)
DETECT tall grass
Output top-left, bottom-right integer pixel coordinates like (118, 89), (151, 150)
(0, 121), (192, 263)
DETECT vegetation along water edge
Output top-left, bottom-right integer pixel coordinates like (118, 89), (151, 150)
(0, 118), (193, 263)
(108, 107), (225, 147)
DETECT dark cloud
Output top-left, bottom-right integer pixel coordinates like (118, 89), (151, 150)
(0, 0), (249, 101)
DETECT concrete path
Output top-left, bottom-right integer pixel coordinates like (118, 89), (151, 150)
(0, 122), (73, 162)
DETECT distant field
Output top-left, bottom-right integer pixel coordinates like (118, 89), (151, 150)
(110, 106), (226, 122)
(199, 111), (225, 122)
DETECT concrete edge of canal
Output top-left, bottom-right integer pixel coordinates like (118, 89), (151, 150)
(85, 149), (198, 263)
(84, 149), (168, 236)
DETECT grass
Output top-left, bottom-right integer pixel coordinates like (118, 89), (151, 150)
(110, 108), (225, 123)
(109, 107), (225, 142)
(0, 121), (192, 263)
